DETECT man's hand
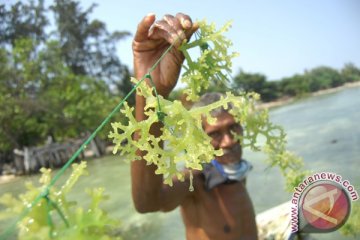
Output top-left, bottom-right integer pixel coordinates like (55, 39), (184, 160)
(133, 13), (198, 97)
(131, 13), (198, 213)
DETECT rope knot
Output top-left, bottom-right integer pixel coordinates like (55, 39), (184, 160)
(157, 111), (167, 122)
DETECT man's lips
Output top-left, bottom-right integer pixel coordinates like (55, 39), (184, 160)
(222, 145), (241, 155)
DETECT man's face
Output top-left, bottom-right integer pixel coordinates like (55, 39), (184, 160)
(203, 112), (243, 164)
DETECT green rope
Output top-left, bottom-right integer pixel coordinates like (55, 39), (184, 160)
(0, 32), (184, 239)
(49, 198), (70, 228)
(145, 73), (167, 122)
(45, 196), (54, 238)
(145, 29), (186, 123)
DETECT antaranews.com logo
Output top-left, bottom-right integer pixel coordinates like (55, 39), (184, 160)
(290, 172), (358, 233)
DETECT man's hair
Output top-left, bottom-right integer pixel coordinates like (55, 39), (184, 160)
(191, 92), (233, 117)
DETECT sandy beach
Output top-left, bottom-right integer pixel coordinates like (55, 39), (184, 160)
(259, 81), (360, 109)
(0, 174), (16, 184)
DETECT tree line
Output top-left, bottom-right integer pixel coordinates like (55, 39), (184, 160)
(0, 0), (132, 165)
(230, 63), (360, 102)
(1, 0), (360, 167)
(171, 63), (360, 105)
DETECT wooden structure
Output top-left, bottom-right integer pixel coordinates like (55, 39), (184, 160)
(13, 134), (105, 174)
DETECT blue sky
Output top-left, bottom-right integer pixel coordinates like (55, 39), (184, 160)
(77, 0), (360, 80)
(10, 0), (360, 81)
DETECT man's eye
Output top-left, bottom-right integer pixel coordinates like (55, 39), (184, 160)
(209, 132), (221, 139)
(230, 124), (242, 133)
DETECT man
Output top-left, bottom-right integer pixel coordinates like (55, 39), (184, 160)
(131, 13), (258, 240)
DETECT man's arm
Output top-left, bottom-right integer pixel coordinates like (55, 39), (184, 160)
(131, 13), (198, 213)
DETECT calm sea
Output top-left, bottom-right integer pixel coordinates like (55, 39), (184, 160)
(1, 86), (359, 239)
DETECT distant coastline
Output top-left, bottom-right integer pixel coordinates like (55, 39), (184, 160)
(259, 81), (360, 110)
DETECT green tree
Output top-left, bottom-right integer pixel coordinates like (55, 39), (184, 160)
(306, 66), (343, 91)
(280, 74), (310, 97)
(0, 0), (129, 159)
(232, 70), (279, 102)
(1, 0), (131, 96)
(341, 62), (360, 83)
(0, 38), (120, 151)
(232, 69), (267, 93)
(50, 0), (131, 95)
(260, 81), (281, 102)
(0, 0), (48, 47)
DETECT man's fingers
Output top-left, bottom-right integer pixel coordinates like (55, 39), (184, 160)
(149, 20), (185, 47)
(185, 21), (199, 40)
(135, 13), (198, 48)
(134, 13), (156, 42)
(149, 13), (197, 47)
(176, 13), (193, 29)
(164, 14), (186, 41)
(175, 13), (198, 42)
(149, 20), (173, 42)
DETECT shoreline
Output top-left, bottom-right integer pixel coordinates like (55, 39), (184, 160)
(0, 174), (17, 184)
(259, 81), (360, 109)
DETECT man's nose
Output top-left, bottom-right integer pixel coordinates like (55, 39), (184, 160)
(220, 132), (236, 148)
